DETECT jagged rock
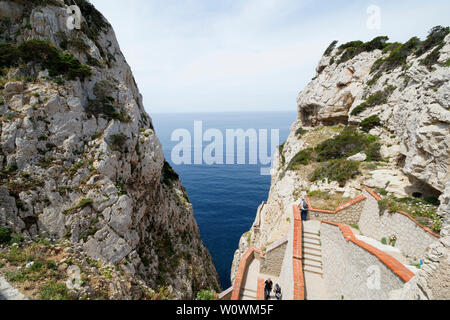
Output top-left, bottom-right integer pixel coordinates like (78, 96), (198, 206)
(0, 1), (219, 299)
(4, 82), (23, 99)
(232, 30), (449, 300)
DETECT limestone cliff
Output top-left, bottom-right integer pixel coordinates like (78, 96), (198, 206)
(231, 27), (449, 299)
(0, 0), (219, 299)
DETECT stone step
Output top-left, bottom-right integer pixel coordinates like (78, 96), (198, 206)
(303, 246), (322, 255)
(304, 235), (321, 242)
(241, 290), (257, 300)
(303, 245), (322, 254)
(303, 259), (323, 269)
(304, 265), (324, 276)
(303, 230), (320, 237)
(303, 253), (322, 263)
(303, 239), (321, 247)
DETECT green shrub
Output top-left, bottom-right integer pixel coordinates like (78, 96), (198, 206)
(415, 26), (449, 57)
(310, 159), (360, 187)
(421, 45), (444, 70)
(93, 80), (115, 100)
(351, 86), (395, 116)
(445, 59), (450, 67)
(336, 36), (389, 64)
(77, 0), (110, 41)
(314, 127), (381, 162)
(371, 37), (422, 75)
(0, 227), (12, 244)
(63, 198), (93, 215)
(377, 198), (388, 212)
(278, 142), (286, 165)
(4, 246), (31, 265)
(337, 41), (364, 53)
(116, 180), (128, 196)
(381, 237), (387, 245)
(87, 82), (130, 122)
(12, 40), (91, 80)
(5, 112), (19, 121)
(424, 197), (440, 206)
(0, 43), (19, 68)
(367, 72), (383, 86)
(351, 103), (369, 116)
(86, 54), (103, 68)
(9, 233), (24, 245)
(295, 127), (307, 137)
(109, 133), (128, 152)
(324, 40), (338, 56)
(288, 149), (312, 170)
(38, 281), (71, 300)
(365, 142), (382, 162)
(360, 115), (381, 132)
(162, 161), (179, 186)
(196, 290), (217, 300)
(376, 188), (388, 196)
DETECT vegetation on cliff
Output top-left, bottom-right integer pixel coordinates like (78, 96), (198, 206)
(287, 127), (382, 186)
(0, 40), (91, 80)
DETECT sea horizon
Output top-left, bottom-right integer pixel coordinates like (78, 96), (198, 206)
(152, 111), (297, 288)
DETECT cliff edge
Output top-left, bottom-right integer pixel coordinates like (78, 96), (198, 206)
(232, 27), (450, 299)
(0, 0), (219, 300)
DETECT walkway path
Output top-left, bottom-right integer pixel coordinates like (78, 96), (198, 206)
(238, 257), (281, 300)
(239, 258), (260, 300)
(0, 275), (28, 300)
(303, 221), (329, 300)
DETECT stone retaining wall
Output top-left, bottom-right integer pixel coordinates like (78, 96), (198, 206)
(260, 237), (288, 277)
(321, 222), (413, 300)
(359, 189), (440, 260)
(306, 195), (366, 226)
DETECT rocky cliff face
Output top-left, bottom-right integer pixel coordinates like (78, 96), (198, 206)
(231, 28), (449, 299)
(0, 0), (219, 299)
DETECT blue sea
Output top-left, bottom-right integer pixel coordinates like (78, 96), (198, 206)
(151, 112), (296, 289)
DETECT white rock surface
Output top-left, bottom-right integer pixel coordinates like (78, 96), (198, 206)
(232, 32), (450, 299)
(0, 1), (219, 299)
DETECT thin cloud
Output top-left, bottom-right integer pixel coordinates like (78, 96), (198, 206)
(90, 0), (450, 113)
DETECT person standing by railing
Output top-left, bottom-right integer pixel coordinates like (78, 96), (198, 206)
(300, 198), (309, 221)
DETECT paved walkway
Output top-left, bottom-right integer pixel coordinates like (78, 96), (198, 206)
(0, 275), (28, 300)
(303, 221), (330, 300)
(238, 257), (281, 300)
(240, 259), (260, 300)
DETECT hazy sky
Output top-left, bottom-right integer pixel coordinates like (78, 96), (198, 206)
(89, 0), (450, 114)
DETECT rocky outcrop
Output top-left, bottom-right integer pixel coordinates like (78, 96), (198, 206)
(393, 181), (450, 299)
(0, 0), (219, 299)
(231, 28), (449, 299)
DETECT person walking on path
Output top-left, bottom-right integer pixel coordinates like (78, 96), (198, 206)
(300, 198), (309, 221)
(264, 279), (273, 300)
(274, 283), (282, 300)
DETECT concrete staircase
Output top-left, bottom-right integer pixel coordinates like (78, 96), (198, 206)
(241, 288), (257, 300)
(302, 221), (330, 300)
(303, 222), (323, 276)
